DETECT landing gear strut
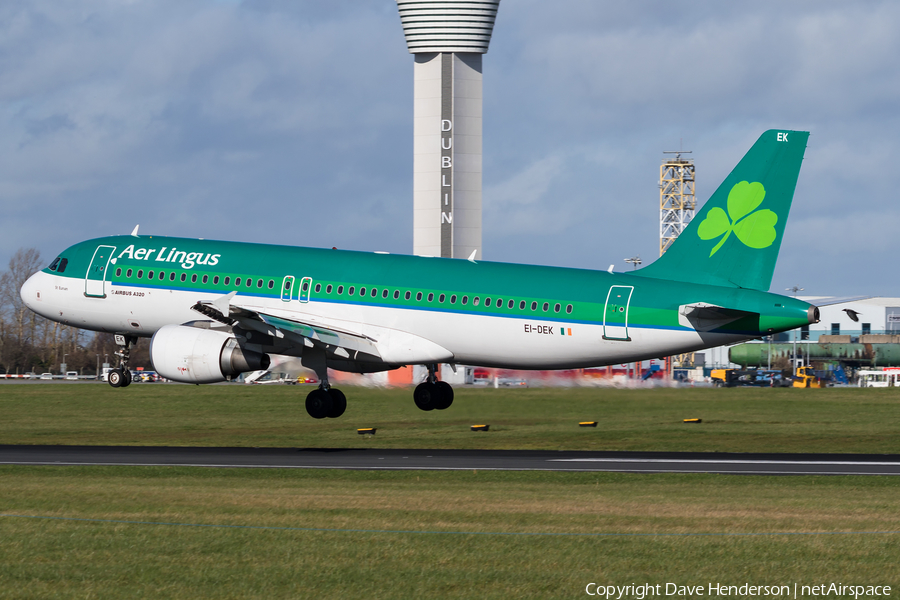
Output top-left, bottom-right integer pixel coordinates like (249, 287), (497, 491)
(302, 349), (346, 419)
(108, 334), (136, 388)
(414, 364), (454, 411)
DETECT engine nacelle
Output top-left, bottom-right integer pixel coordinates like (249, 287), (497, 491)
(150, 324), (270, 384)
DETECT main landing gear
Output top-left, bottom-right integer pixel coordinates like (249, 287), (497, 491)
(108, 334), (136, 388)
(305, 386), (347, 419)
(413, 364), (454, 412)
(302, 348), (346, 419)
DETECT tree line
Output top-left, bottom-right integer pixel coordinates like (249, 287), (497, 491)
(1, 248), (152, 376)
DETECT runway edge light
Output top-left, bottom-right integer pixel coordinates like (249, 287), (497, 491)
(357, 428), (377, 435)
(579, 422), (598, 428)
(471, 424), (489, 432)
(683, 418), (702, 424)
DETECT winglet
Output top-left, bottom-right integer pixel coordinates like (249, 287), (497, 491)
(212, 291), (237, 319)
(131, 225), (140, 237)
(467, 249), (477, 263)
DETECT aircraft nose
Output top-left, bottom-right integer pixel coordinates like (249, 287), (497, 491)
(19, 271), (44, 311)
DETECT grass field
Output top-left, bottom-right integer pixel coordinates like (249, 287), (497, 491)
(2, 466), (899, 599)
(2, 383), (900, 597)
(1, 383), (899, 453)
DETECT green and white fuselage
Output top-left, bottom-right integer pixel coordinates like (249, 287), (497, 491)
(22, 235), (814, 370)
(21, 129), (819, 416)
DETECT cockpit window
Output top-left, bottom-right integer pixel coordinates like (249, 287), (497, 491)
(57, 258), (68, 273)
(48, 258), (60, 271)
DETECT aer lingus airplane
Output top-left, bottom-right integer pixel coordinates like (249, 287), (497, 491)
(21, 130), (818, 419)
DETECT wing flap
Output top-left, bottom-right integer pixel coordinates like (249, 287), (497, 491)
(191, 293), (381, 358)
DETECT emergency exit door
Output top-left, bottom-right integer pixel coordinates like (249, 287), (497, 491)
(603, 285), (633, 341)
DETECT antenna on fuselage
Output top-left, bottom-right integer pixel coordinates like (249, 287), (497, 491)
(131, 224), (140, 237)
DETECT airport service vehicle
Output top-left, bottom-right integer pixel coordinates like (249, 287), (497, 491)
(710, 368), (791, 388)
(858, 368), (900, 388)
(20, 130), (819, 419)
(792, 366), (823, 388)
(65, 371), (78, 380)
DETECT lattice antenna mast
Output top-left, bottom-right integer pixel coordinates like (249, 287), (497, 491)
(659, 150), (695, 256)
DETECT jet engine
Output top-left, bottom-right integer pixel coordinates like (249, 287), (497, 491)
(150, 324), (270, 384)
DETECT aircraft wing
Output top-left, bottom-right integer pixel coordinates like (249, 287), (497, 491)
(190, 292), (381, 358)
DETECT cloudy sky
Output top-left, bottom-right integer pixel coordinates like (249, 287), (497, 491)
(2, 0), (899, 297)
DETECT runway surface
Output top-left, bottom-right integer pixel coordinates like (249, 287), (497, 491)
(2, 445), (900, 475)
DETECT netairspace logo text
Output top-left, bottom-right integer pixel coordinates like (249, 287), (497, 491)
(584, 582), (892, 599)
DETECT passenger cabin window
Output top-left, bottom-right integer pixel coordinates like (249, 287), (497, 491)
(170, 273), (175, 281)
(148, 271), (154, 279)
(405, 291), (411, 300)
(348, 286), (355, 295)
(485, 298), (491, 307)
(115, 268), (122, 277)
(126, 269), (133, 278)
(338, 285), (344, 294)
(416, 292), (423, 301)
(393, 290), (399, 299)
(531, 301), (537, 311)
(473, 297), (480, 306)
(268, 280), (274, 289)
(566, 304), (573, 314)
(191, 274), (198, 283)
(360, 287), (366, 296)
(246, 279), (252, 288)
(427, 293), (434, 302)
(159, 271), (164, 280)
(181, 273), (187, 282)
(542, 302), (549, 312)
(371, 288), (377, 297)
(508, 300), (514, 309)
(235, 277), (241, 286)
(256, 279), (263, 288)
(382, 289), (388, 298)
(326, 284), (333, 294)
(554, 303), (561, 313)
(462, 296), (468, 305)
(202, 275), (209, 284)
(439, 294), (445, 303)
(137, 270), (143, 279)
(450, 295), (457, 304)
(213, 276), (219, 285)
(315, 283), (322, 293)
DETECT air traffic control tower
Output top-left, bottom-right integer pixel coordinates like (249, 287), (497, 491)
(396, 1), (500, 259)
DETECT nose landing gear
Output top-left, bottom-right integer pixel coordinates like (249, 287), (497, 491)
(108, 334), (137, 388)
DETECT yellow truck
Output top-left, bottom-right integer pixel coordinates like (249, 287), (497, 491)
(792, 366), (822, 388)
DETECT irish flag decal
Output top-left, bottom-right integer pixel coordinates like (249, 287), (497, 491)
(561, 328), (573, 336)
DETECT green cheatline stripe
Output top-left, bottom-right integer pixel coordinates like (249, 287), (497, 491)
(2, 514), (899, 538)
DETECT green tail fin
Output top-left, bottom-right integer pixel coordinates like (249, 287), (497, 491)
(636, 129), (809, 291)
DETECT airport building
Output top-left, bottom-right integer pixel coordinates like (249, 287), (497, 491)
(396, 0), (500, 259)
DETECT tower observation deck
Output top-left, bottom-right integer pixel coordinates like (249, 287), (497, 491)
(396, 0), (501, 259)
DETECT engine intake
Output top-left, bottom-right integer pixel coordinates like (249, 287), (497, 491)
(150, 324), (270, 384)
